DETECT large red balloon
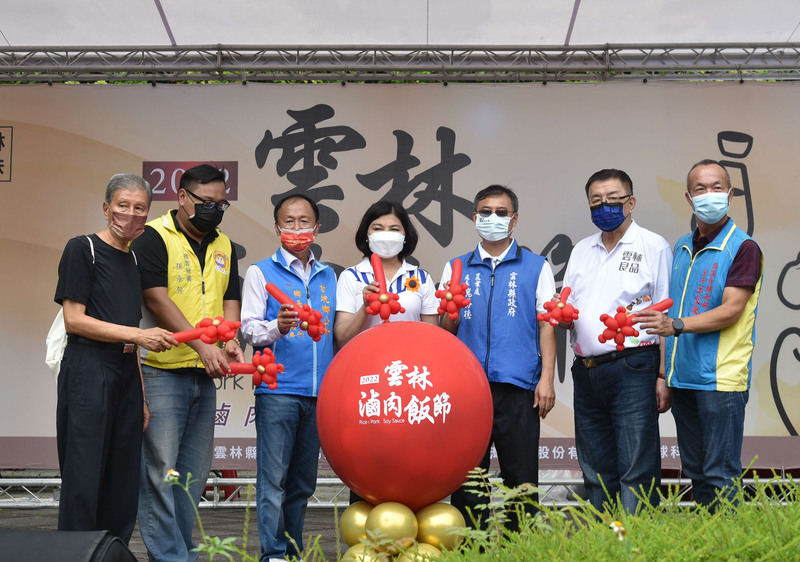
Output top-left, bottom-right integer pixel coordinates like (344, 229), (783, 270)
(317, 322), (493, 511)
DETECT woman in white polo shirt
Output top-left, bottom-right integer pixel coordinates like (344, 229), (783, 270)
(334, 201), (439, 349)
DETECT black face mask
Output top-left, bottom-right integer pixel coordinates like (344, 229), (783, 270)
(188, 204), (224, 233)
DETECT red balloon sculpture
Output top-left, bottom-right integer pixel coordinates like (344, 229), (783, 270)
(265, 283), (327, 342)
(598, 298), (674, 351)
(226, 349), (284, 389)
(365, 253), (405, 322)
(537, 286), (579, 326)
(435, 259), (471, 320)
(317, 322), (493, 511)
(172, 316), (242, 345)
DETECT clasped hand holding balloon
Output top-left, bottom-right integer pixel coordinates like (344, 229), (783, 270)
(265, 282), (327, 341)
(543, 289), (675, 350)
(364, 253), (405, 322)
(598, 298), (674, 350)
(538, 286), (579, 326)
(435, 259), (471, 320)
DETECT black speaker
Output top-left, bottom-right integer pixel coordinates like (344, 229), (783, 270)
(0, 529), (136, 561)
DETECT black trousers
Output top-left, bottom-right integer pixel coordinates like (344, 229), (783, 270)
(450, 382), (540, 531)
(56, 343), (143, 544)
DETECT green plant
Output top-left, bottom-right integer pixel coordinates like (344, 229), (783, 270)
(166, 469), (800, 561)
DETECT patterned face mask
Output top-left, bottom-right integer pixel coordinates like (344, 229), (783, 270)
(279, 227), (315, 253)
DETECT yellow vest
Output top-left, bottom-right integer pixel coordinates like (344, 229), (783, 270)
(144, 213), (233, 370)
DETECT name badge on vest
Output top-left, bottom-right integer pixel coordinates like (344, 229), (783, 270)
(214, 251), (230, 275)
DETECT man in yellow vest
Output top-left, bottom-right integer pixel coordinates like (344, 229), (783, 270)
(132, 164), (244, 561)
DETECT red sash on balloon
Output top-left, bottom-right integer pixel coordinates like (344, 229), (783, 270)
(365, 254), (405, 322)
(172, 317), (242, 344)
(537, 286), (579, 326)
(265, 283), (326, 342)
(435, 259), (471, 320)
(598, 298), (674, 351)
(226, 349), (284, 389)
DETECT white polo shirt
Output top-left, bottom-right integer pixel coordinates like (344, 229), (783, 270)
(563, 220), (673, 357)
(336, 258), (439, 329)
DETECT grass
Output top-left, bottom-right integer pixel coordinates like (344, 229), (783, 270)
(170, 470), (800, 561)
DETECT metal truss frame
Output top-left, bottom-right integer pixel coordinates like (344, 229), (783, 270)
(2, 43), (800, 83)
(0, 476), (795, 509)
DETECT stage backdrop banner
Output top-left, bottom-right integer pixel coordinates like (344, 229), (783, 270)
(1, 82), (799, 471)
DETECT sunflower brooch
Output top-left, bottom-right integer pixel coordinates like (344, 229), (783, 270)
(403, 276), (421, 292)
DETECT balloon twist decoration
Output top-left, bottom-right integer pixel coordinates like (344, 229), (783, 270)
(365, 253), (405, 322)
(265, 283), (326, 342)
(226, 350), (284, 389)
(598, 298), (674, 351)
(172, 317), (242, 345)
(435, 259), (471, 320)
(537, 286), (579, 326)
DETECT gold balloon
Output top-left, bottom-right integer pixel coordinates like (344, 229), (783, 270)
(365, 502), (419, 551)
(396, 542), (443, 561)
(340, 501), (373, 547)
(342, 543), (383, 561)
(415, 502), (466, 550)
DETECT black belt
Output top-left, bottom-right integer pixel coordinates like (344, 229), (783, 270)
(67, 334), (138, 354)
(577, 345), (658, 368)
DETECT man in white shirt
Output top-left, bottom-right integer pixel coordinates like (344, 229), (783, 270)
(560, 169), (672, 514)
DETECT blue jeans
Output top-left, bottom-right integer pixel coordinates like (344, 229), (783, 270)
(572, 348), (661, 514)
(255, 393), (320, 561)
(138, 365), (216, 562)
(671, 388), (748, 510)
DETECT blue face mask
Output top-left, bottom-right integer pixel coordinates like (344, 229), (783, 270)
(692, 192), (730, 224)
(591, 203), (626, 232)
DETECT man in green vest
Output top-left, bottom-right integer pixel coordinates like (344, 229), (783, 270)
(132, 164), (244, 561)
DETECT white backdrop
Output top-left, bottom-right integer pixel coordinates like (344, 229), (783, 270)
(1, 82), (799, 469)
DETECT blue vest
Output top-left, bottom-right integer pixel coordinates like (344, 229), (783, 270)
(454, 241), (545, 391)
(666, 220), (761, 391)
(252, 251), (336, 397)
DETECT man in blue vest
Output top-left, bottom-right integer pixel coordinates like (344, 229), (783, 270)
(441, 184), (556, 529)
(241, 194), (335, 562)
(638, 159), (763, 511)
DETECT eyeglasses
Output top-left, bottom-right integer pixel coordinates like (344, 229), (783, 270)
(184, 188), (230, 212)
(477, 210), (514, 218)
(589, 194), (631, 209)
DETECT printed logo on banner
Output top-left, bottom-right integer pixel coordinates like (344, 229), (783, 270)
(0, 126), (12, 182)
(142, 161), (238, 200)
(357, 359), (452, 426)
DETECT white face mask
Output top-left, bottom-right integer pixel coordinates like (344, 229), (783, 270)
(368, 231), (405, 259)
(475, 213), (513, 242)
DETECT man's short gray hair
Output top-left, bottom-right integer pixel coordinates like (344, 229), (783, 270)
(105, 174), (152, 206)
(686, 159), (731, 192)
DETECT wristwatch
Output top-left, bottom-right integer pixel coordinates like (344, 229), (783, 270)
(672, 318), (684, 337)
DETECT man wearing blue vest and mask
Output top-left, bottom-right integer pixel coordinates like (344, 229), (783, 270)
(638, 159), (762, 512)
(441, 184), (556, 530)
(240, 194), (335, 562)
(560, 168), (673, 515)
(133, 164), (244, 561)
